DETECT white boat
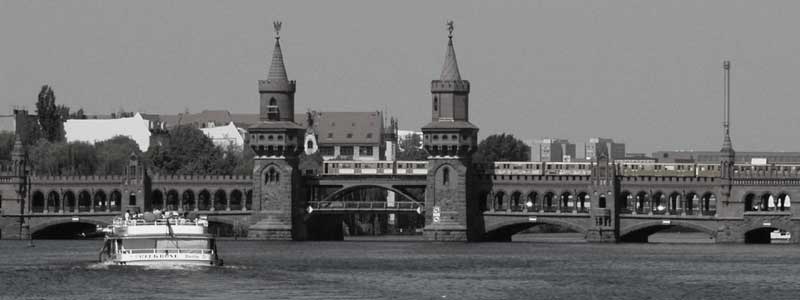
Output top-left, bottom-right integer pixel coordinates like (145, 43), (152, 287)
(770, 229), (791, 243)
(98, 212), (222, 266)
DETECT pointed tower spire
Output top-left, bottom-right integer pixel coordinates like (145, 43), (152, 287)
(440, 20), (462, 81)
(267, 21), (288, 81)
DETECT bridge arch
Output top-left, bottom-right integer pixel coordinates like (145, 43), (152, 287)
(78, 190), (91, 212)
(542, 191), (556, 212)
(492, 190), (508, 211)
(47, 190), (60, 213)
(94, 190), (108, 212)
(510, 191), (523, 212)
(64, 190), (76, 212)
(166, 189), (180, 210)
(319, 184), (424, 205)
(182, 189), (196, 211)
(526, 191), (539, 212)
(32, 190), (45, 213)
(619, 220), (717, 243)
(109, 190), (122, 212)
(619, 190), (632, 213)
(743, 225), (792, 244)
(484, 218), (588, 241)
(31, 218), (110, 239)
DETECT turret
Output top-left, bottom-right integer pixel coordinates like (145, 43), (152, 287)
(422, 21), (478, 158)
(249, 21), (305, 158)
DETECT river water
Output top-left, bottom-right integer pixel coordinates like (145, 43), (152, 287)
(1, 238), (799, 300)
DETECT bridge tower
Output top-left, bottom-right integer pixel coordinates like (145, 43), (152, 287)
(247, 21), (306, 240)
(421, 21), (480, 241)
(586, 153), (619, 242)
(10, 135), (30, 239)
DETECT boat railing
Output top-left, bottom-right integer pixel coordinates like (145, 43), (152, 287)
(121, 248), (214, 255)
(112, 218), (207, 227)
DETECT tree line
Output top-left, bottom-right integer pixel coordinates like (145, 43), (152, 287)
(0, 85), (253, 176)
(1, 85), (531, 175)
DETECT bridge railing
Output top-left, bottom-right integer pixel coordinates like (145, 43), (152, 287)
(321, 161), (428, 176)
(307, 201), (423, 212)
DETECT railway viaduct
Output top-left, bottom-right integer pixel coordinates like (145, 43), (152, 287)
(1, 23), (798, 243)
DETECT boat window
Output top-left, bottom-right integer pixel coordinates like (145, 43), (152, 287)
(156, 239), (209, 250)
(124, 239), (155, 250)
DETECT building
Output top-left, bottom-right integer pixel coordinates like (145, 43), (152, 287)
(64, 113), (153, 151)
(527, 138), (576, 162)
(585, 137), (626, 161)
(296, 111), (385, 161)
(653, 150), (800, 164)
(199, 122), (245, 149)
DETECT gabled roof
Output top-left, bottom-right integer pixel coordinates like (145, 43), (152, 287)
(296, 111), (383, 145)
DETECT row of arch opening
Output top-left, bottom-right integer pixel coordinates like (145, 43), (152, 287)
(30, 189), (253, 213)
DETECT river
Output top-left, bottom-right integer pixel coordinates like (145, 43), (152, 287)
(1, 238), (799, 299)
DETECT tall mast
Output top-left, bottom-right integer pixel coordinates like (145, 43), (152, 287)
(721, 60), (733, 153)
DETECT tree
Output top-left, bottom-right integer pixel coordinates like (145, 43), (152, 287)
(69, 108), (87, 120)
(95, 135), (142, 175)
(28, 139), (98, 176)
(35, 85), (65, 142)
(146, 125), (233, 175)
(396, 133), (428, 160)
(0, 131), (14, 160)
(473, 133), (530, 162)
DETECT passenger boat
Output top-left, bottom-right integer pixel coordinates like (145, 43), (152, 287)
(98, 212), (222, 266)
(770, 230), (791, 244)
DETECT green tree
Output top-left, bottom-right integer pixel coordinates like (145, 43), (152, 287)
(95, 135), (141, 175)
(28, 139), (97, 176)
(16, 112), (42, 146)
(35, 85), (65, 142)
(0, 131), (14, 160)
(70, 108), (87, 119)
(396, 133), (428, 160)
(146, 125), (232, 175)
(473, 133), (530, 162)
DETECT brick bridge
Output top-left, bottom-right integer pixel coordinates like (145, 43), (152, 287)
(2, 25), (798, 243)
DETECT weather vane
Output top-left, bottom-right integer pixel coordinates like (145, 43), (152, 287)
(273, 21), (282, 39)
(446, 20), (454, 39)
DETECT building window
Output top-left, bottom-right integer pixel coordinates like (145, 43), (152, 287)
(327, 133), (333, 139)
(433, 135), (439, 140)
(346, 133), (353, 138)
(267, 98), (279, 121)
(266, 168), (279, 183)
(366, 133), (372, 139)
(433, 97), (438, 111)
(442, 135), (448, 140)
(340, 146), (354, 156)
(451, 134), (458, 140)
(268, 135), (274, 141)
(259, 135), (264, 140)
(320, 146), (334, 156)
(129, 193), (136, 206)
(359, 146), (373, 156)
(442, 167), (450, 185)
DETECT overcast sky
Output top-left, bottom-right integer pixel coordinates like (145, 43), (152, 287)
(2, 1), (799, 154)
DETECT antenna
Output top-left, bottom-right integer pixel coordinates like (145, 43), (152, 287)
(723, 60), (730, 136)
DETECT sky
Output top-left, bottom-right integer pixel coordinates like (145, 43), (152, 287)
(1, 1), (799, 154)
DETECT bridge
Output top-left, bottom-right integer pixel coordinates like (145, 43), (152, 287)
(1, 24), (799, 243)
